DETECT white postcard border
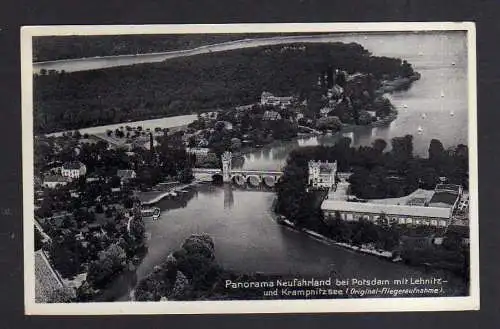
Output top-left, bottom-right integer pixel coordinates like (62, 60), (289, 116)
(21, 22), (479, 315)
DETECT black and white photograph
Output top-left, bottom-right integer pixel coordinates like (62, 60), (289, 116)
(21, 23), (478, 314)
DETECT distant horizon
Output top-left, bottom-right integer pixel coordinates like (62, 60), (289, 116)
(32, 30), (467, 63)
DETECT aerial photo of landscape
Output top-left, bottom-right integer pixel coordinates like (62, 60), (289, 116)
(28, 27), (473, 305)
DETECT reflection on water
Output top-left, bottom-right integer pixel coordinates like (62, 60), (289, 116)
(223, 184), (234, 209)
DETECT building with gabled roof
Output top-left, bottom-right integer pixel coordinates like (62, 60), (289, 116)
(43, 175), (71, 189)
(262, 110), (282, 121)
(61, 161), (87, 179)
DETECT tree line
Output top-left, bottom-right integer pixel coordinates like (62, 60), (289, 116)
(34, 42), (415, 133)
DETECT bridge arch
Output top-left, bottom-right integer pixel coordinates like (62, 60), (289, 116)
(262, 175), (276, 187)
(212, 174), (223, 184)
(232, 174), (246, 186)
(246, 175), (261, 187)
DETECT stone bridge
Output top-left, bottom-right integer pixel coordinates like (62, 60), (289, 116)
(192, 151), (283, 187)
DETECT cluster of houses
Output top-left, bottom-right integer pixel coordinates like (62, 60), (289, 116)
(42, 161), (138, 191)
(43, 161), (87, 188)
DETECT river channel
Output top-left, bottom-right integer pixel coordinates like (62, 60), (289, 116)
(54, 32), (469, 300)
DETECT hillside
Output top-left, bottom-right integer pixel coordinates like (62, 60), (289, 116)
(34, 42), (416, 134)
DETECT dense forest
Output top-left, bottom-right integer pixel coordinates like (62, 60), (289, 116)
(34, 42), (415, 134)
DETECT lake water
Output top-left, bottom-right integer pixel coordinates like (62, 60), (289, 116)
(124, 184), (466, 301)
(42, 32), (469, 300)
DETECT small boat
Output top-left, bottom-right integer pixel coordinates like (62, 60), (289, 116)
(421, 113), (427, 119)
(450, 111), (455, 116)
(451, 62), (456, 66)
(417, 126), (423, 133)
(402, 104), (408, 109)
(440, 91), (445, 98)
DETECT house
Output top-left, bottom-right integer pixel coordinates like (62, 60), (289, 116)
(85, 174), (100, 183)
(116, 169), (137, 183)
(263, 110), (282, 121)
(319, 107), (334, 118)
(143, 139), (160, 151)
(308, 160), (337, 189)
(186, 147), (210, 159)
(327, 85), (344, 99)
(43, 175), (71, 189)
(61, 161), (87, 179)
(428, 184), (462, 210)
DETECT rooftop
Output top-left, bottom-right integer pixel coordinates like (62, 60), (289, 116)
(429, 191), (459, 207)
(35, 250), (64, 303)
(321, 200), (452, 219)
(43, 175), (71, 183)
(116, 169), (136, 179)
(263, 110), (282, 120)
(435, 184), (461, 194)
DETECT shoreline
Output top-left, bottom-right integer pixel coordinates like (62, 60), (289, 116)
(274, 215), (396, 261)
(234, 110), (399, 160)
(139, 181), (199, 205)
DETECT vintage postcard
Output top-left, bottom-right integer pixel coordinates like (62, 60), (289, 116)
(22, 22), (478, 314)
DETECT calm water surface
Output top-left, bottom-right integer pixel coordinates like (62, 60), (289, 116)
(60, 32), (469, 300)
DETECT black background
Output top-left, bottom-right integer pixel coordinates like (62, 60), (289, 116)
(1, 0), (499, 328)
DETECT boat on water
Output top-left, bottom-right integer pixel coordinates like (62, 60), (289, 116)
(417, 126), (423, 134)
(440, 91), (445, 98)
(402, 104), (408, 109)
(451, 62), (456, 66)
(421, 113), (427, 119)
(450, 111), (455, 116)
(141, 207), (161, 220)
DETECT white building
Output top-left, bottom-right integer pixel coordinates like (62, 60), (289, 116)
(116, 169), (137, 183)
(61, 161), (87, 179)
(308, 160), (337, 189)
(186, 147), (210, 157)
(262, 110), (282, 121)
(321, 200), (453, 227)
(260, 91), (295, 108)
(43, 175), (71, 189)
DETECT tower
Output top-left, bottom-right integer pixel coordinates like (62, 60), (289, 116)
(221, 151), (232, 183)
